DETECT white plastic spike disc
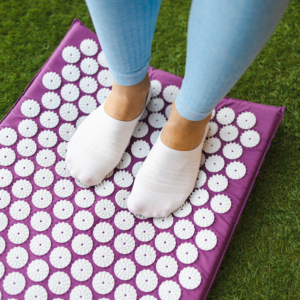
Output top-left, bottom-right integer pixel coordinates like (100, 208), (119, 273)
(81, 57), (99, 75)
(62, 64), (80, 82)
(97, 88), (111, 104)
(97, 51), (108, 68)
(134, 222), (155, 242)
(95, 199), (115, 219)
(79, 76), (98, 94)
(237, 111), (256, 129)
(179, 267), (201, 290)
(62, 46), (81, 63)
(174, 219), (195, 240)
(148, 112), (167, 128)
(29, 234), (51, 256)
(147, 97), (164, 112)
(79, 95), (97, 114)
(163, 85), (180, 103)
(208, 174), (228, 192)
(153, 215), (173, 229)
(17, 138), (37, 157)
(150, 130), (160, 145)
(0, 148), (16, 167)
(53, 200), (74, 220)
(194, 208), (215, 227)
(165, 104), (172, 119)
(211, 108), (216, 119)
(226, 161), (246, 179)
(18, 119), (38, 137)
(133, 122), (149, 138)
(240, 130), (260, 148)
(61, 83), (80, 102)
(0, 190), (11, 209)
(114, 210), (134, 231)
(196, 229), (217, 251)
(3, 272), (26, 295)
(12, 179), (32, 198)
(38, 130), (57, 148)
(80, 39), (98, 56)
(155, 232), (176, 253)
(176, 243), (198, 264)
(156, 256), (178, 278)
(98, 69), (113, 87)
(42, 91), (61, 109)
(49, 246), (72, 269)
(0, 127), (17, 146)
(205, 155), (225, 173)
(92, 271), (115, 295)
(71, 234), (93, 255)
(151, 80), (162, 97)
(219, 125), (239, 142)
(172, 202), (192, 218)
(114, 233), (135, 255)
(136, 269), (158, 292)
(195, 170), (207, 188)
(14, 159), (34, 177)
(36, 149), (56, 167)
(211, 194), (232, 213)
(216, 107), (235, 125)
(94, 180), (114, 196)
(131, 140), (150, 158)
(48, 271), (71, 295)
(93, 245), (114, 268)
(114, 258), (136, 281)
(135, 244), (156, 267)
(59, 103), (78, 122)
(223, 142), (243, 160)
(203, 137), (221, 154)
(207, 121), (218, 138)
(114, 283), (136, 300)
(42, 72), (61, 90)
(158, 280), (181, 300)
(93, 222), (114, 243)
(189, 189), (209, 206)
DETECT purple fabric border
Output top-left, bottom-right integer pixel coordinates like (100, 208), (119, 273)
(204, 101), (285, 300)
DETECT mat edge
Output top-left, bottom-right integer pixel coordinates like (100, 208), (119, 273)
(203, 105), (285, 300)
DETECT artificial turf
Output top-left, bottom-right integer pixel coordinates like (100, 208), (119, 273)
(0, 0), (299, 299)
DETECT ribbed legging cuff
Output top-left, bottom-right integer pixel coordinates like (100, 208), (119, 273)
(175, 93), (213, 122)
(110, 63), (150, 86)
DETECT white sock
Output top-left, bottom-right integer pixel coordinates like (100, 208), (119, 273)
(127, 124), (209, 218)
(66, 91), (151, 186)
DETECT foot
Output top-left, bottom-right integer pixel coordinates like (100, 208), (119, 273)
(127, 103), (211, 218)
(66, 73), (151, 186)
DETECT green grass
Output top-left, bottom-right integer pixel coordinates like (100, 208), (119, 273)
(1, 0), (300, 299)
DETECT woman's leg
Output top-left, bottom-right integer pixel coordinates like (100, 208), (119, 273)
(161, 0), (289, 151)
(86, 0), (161, 86)
(128, 0), (289, 218)
(66, 0), (161, 185)
(176, 0), (289, 122)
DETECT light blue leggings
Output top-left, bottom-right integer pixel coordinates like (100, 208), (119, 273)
(85, 0), (288, 121)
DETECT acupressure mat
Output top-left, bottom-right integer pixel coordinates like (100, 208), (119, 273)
(0, 19), (284, 300)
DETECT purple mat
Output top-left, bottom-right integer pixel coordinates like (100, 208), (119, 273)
(0, 19), (284, 300)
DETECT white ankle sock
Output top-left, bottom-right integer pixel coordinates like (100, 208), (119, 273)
(66, 91), (151, 186)
(127, 124), (209, 218)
